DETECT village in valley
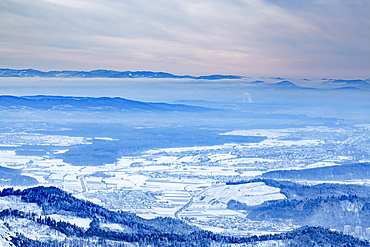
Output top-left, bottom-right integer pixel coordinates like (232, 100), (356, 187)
(1, 124), (370, 236)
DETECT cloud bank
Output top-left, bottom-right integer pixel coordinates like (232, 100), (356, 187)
(0, 0), (369, 78)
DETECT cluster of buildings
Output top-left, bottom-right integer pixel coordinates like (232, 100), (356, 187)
(343, 225), (370, 239)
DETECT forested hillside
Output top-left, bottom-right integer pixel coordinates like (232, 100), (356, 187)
(1, 186), (369, 246)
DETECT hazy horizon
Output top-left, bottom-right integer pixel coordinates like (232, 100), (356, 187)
(1, 1), (369, 78)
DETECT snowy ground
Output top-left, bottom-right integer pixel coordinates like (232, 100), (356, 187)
(0, 125), (368, 236)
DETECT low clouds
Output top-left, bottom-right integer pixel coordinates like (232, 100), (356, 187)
(0, 0), (369, 78)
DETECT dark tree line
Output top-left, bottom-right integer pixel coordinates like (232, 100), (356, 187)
(3, 207), (370, 247)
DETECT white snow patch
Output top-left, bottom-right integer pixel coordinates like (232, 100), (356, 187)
(100, 223), (132, 233)
(94, 137), (119, 141)
(218, 157), (279, 165)
(114, 158), (146, 167)
(0, 196), (42, 214)
(46, 214), (92, 229)
(242, 240), (286, 246)
(0, 224), (15, 247)
(177, 155), (200, 163)
(124, 175), (148, 187)
(54, 149), (69, 154)
(146, 144), (240, 154)
(153, 156), (179, 164)
(209, 154), (236, 162)
(0, 132), (87, 146)
(200, 182), (286, 207)
(0, 150), (41, 167)
(338, 156), (352, 160)
(248, 139), (323, 148)
(220, 129), (289, 138)
(306, 161), (341, 168)
(3, 218), (66, 242)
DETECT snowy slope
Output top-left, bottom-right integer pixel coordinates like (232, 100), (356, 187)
(0, 224), (15, 247)
(200, 182), (286, 208)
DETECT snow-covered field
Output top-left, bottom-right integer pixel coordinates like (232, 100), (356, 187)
(0, 150), (42, 168)
(199, 182), (286, 207)
(178, 181), (286, 230)
(0, 125), (368, 236)
(0, 132), (87, 146)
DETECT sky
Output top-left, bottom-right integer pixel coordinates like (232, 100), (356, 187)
(0, 0), (369, 78)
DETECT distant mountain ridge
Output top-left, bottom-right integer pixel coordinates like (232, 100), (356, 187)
(0, 95), (210, 112)
(270, 80), (316, 90)
(321, 79), (370, 90)
(0, 68), (243, 80)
